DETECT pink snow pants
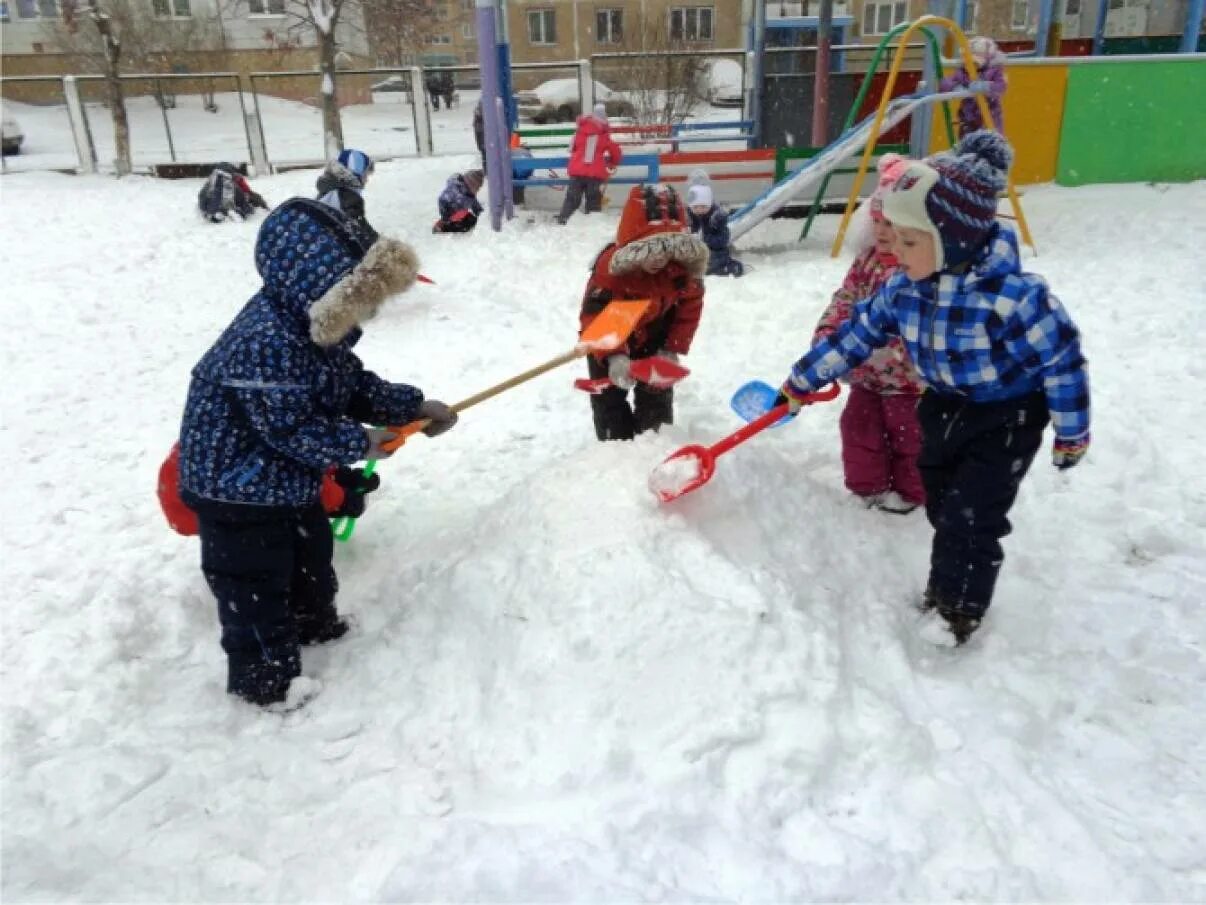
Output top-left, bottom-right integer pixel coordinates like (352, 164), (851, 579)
(838, 384), (925, 505)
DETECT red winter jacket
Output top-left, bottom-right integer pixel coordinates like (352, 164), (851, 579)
(567, 115), (622, 181)
(579, 241), (705, 358)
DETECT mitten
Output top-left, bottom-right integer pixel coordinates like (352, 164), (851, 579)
(608, 354), (636, 390)
(1052, 433), (1089, 470)
(365, 427), (400, 459)
(418, 399), (459, 437)
(323, 466), (382, 518)
(772, 390), (802, 415)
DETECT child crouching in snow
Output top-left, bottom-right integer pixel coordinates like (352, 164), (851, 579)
(580, 184), (708, 441)
(775, 131), (1090, 646)
(316, 147), (378, 248)
(815, 153), (924, 514)
(433, 169), (484, 234)
(177, 197), (459, 707)
(197, 163), (268, 223)
(686, 182), (745, 277)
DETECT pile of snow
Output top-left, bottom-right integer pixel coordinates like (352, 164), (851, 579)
(1, 163), (1204, 901)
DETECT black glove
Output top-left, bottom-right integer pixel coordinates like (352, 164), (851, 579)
(328, 465), (381, 518)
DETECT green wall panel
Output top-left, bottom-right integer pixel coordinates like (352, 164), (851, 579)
(1056, 60), (1206, 185)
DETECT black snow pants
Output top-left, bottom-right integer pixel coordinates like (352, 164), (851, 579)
(557, 176), (604, 223)
(917, 390), (1049, 619)
(587, 350), (674, 442)
(189, 496), (339, 705)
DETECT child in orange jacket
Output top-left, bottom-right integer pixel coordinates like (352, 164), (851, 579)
(578, 184), (708, 440)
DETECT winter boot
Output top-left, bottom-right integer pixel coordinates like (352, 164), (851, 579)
(877, 491), (919, 515)
(297, 615), (351, 646)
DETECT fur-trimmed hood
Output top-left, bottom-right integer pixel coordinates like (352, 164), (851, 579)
(609, 231), (709, 279)
(309, 237), (419, 346)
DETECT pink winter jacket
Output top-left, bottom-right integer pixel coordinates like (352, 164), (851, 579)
(814, 248), (923, 396)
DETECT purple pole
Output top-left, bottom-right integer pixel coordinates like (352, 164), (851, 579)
(476, 0), (505, 230)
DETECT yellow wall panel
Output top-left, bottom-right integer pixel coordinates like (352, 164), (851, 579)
(927, 64), (1068, 185)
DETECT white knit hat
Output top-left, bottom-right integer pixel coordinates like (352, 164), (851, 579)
(686, 183), (714, 208)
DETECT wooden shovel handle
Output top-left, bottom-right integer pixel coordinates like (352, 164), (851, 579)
(380, 347), (584, 452)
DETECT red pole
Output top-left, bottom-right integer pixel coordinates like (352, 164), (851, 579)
(811, 0), (834, 146)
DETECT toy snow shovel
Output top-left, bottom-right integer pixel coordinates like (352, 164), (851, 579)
(649, 381), (842, 503)
(332, 299), (651, 541)
(730, 379), (840, 425)
(572, 356), (691, 394)
(649, 404), (791, 503)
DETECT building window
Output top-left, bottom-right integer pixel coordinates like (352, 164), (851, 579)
(596, 8), (622, 43)
(1064, 0), (1079, 13)
(527, 8), (556, 44)
(152, 0), (191, 16)
(461, 21), (473, 38)
(428, 33), (452, 44)
(248, 0), (285, 15)
(861, 0), (907, 34)
(1011, 0), (1029, 28)
(0, 1), (10, 21)
(669, 6), (713, 41)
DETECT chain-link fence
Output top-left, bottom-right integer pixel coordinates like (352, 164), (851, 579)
(248, 68), (426, 169)
(2, 71), (250, 174)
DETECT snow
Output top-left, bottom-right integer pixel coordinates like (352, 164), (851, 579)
(2, 162), (1205, 901)
(647, 453), (703, 499)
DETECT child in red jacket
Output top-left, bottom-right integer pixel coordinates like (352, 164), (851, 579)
(557, 103), (623, 225)
(578, 184), (708, 440)
(814, 153), (925, 514)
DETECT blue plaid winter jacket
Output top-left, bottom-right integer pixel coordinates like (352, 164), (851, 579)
(787, 225), (1089, 440)
(179, 199), (424, 507)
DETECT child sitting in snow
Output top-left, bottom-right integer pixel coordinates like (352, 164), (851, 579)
(176, 197), (459, 707)
(197, 163), (268, 223)
(579, 184), (708, 441)
(814, 153), (924, 514)
(940, 36), (1007, 137)
(433, 169), (484, 234)
(686, 181), (745, 277)
(316, 147), (378, 248)
(775, 131), (1090, 646)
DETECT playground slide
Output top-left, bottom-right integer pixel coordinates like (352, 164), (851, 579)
(727, 88), (981, 242)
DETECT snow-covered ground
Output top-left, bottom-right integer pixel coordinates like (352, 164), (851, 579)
(1, 161), (1205, 901)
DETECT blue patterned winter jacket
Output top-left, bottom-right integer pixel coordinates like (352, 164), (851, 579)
(787, 225), (1090, 441)
(179, 199), (424, 507)
(438, 174), (483, 221)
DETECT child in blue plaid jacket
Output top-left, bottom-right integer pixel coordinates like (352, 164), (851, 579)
(776, 131), (1090, 646)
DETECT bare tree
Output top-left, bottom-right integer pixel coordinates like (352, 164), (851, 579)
(360, 0), (438, 67)
(292, 0), (349, 158)
(608, 21), (709, 127)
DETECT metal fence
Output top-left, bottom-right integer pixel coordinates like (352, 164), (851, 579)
(2, 71), (251, 174)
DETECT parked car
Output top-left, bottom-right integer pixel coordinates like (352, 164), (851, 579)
(705, 58), (744, 108)
(370, 75), (413, 104)
(514, 79), (634, 124)
(2, 115), (23, 155)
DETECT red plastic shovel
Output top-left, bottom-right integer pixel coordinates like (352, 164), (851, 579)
(649, 404), (790, 502)
(649, 383), (842, 503)
(573, 356), (691, 394)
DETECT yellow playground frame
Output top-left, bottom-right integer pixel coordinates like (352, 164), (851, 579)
(830, 16), (1036, 257)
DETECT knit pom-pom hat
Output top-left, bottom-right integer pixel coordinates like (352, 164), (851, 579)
(881, 129), (1012, 270)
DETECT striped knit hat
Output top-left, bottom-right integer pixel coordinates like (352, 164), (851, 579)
(881, 130), (1012, 270)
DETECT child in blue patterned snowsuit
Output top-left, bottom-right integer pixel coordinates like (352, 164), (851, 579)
(433, 169), (484, 233)
(776, 131), (1090, 646)
(178, 197), (459, 707)
(686, 183), (744, 277)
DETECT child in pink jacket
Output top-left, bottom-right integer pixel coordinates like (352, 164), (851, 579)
(814, 154), (924, 513)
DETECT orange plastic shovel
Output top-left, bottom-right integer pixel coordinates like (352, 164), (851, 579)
(379, 298), (651, 452)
